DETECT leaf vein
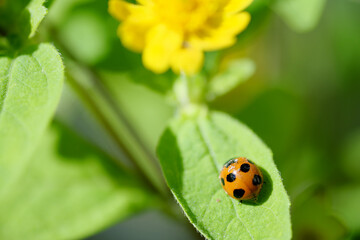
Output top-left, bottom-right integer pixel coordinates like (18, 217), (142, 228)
(0, 58), (16, 116)
(2, 109), (30, 137)
(196, 121), (221, 171)
(199, 188), (222, 222)
(231, 200), (254, 240)
(197, 119), (255, 240)
(261, 205), (279, 221)
(223, 218), (237, 239)
(31, 54), (49, 98)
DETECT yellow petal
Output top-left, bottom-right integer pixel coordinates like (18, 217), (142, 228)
(217, 11), (251, 35)
(192, 36), (236, 52)
(118, 21), (149, 52)
(171, 47), (204, 75)
(191, 12), (251, 51)
(143, 24), (183, 73)
(114, 2), (156, 52)
(224, 0), (253, 14)
(109, 0), (137, 21)
(136, 0), (153, 5)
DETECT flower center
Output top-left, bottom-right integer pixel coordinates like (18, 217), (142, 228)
(153, 0), (226, 34)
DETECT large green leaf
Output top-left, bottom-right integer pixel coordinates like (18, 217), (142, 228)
(0, 122), (158, 239)
(272, 0), (326, 32)
(157, 111), (291, 239)
(0, 43), (64, 196)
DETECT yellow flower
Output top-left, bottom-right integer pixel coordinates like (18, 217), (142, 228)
(109, 0), (253, 75)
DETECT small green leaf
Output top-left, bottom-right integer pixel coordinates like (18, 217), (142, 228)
(0, 122), (158, 239)
(0, 0), (47, 42)
(25, 0), (47, 38)
(157, 111), (291, 239)
(0, 43), (64, 196)
(208, 59), (255, 100)
(272, 0), (326, 32)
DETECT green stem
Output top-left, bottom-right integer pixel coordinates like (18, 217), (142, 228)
(47, 24), (169, 199)
(66, 71), (203, 238)
(174, 73), (208, 118)
(44, 22), (208, 239)
(65, 71), (162, 196)
(180, 71), (191, 106)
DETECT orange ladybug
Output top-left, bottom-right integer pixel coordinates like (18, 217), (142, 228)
(219, 157), (263, 201)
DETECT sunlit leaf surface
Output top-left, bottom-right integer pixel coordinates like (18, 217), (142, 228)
(157, 111), (291, 240)
(0, 43), (64, 195)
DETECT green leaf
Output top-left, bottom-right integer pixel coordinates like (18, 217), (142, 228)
(0, 43), (64, 196)
(208, 59), (255, 100)
(25, 0), (47, 38)
(0, 0), (47, 42)
(157, 111), (291, 239)
(272, 0), (326, 32)
(0, 122), (158, 240)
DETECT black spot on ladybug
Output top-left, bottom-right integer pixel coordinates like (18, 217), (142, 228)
(221, 178), (225, 186)
(224, 158), (236, 168)
(240, 163), (250, 172)
(233, 189), (245, 198)
(253, 174), (262, 186)
(226, 173), (236, 182)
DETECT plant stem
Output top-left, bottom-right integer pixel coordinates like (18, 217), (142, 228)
(180, 71), (191, 106)
(45, 22), (205, 239)
(47, 24), (169, 199)
(65, 72), (154, 190)
(66, 70), (203, 239)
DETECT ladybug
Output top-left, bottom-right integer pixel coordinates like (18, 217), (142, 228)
(219, 157), (263, 201)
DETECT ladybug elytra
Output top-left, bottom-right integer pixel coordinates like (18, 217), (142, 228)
(219, 157), (263, 201)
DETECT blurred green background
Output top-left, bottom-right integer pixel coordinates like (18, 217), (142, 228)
(42, 0), (360, 239)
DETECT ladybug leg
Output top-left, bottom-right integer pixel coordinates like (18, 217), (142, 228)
(239, 200), (243, 204)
